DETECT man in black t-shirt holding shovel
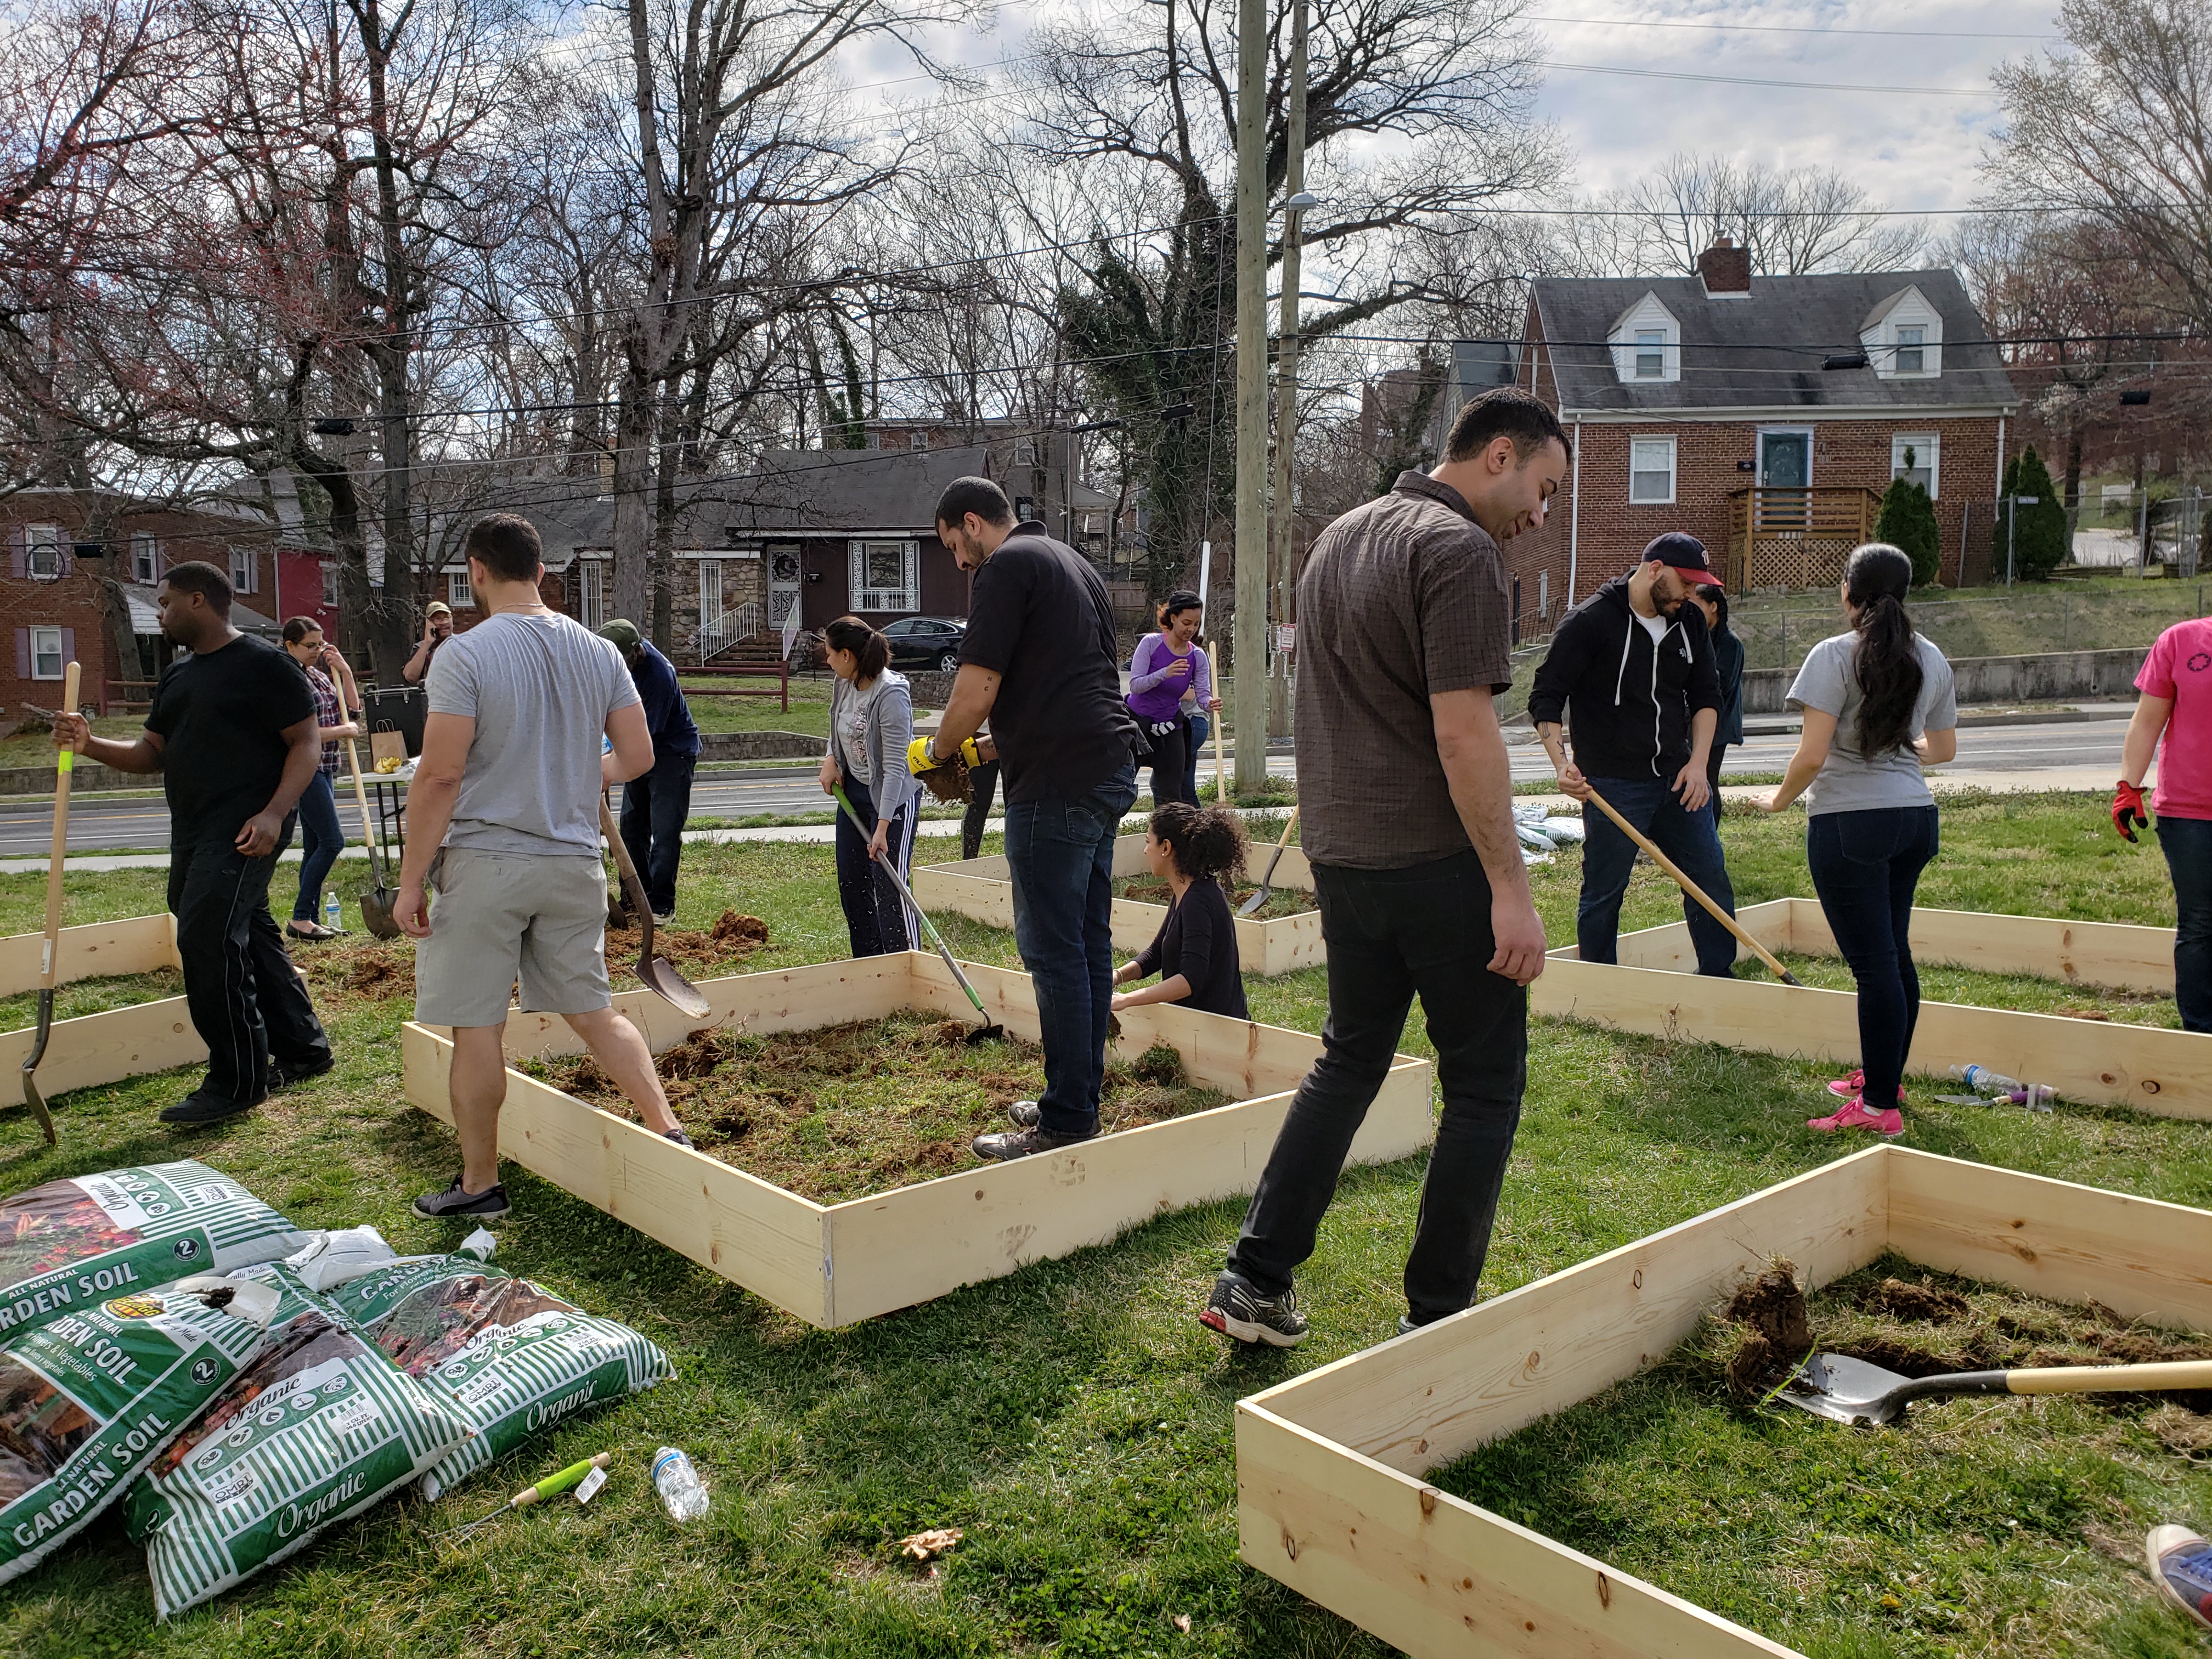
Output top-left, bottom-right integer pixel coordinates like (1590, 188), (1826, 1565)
(913, 477), (1139, 1160)
(55, 561), (332, 1124)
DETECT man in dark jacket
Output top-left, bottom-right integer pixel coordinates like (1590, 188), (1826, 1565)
(599, 619), (700, 924)
(1529, 532), (1739, 975)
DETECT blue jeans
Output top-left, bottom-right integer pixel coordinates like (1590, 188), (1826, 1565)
(290, 770), (344, 922)
(620, 752), (695, 916)
(1577, 775), (1739, 974)
(1807, 805), (1940, 1109)
(2157, 814), (2212, 1032)
(1005, 761), (1138, 1136)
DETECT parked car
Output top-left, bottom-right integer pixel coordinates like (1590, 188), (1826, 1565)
(881, 616), (966, 672)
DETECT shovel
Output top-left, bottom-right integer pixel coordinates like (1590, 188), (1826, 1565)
(832, 785), (1003, 1043)
(16, 662), (77, 1146)
(1582, 784), (1804, 987)
(601, 792), (630, 932)
(341, 737), (401, 939)
(1239, 807), (1301, 917)
(1779, 1352), (2212, 1426)
(596, 797), (710, 1019)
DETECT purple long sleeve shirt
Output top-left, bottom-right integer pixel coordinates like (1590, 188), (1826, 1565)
(1126, 633), (1211, 724)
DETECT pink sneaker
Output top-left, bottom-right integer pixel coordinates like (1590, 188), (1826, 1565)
(1808, 1097), (1904, 1137)
(1827, 1068), (1866, 1098)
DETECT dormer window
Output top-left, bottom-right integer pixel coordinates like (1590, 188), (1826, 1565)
(1895, 327), (1924, 374)
(1635, 331), (1665, 379)
(1609, 292), (1680, 385)
(1860, 287), (1942, 379)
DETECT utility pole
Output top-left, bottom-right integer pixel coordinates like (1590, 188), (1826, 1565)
(1231, 0), (1269, 794)
(1267, 0), (1309, 741)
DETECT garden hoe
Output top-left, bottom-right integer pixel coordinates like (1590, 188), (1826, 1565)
(831, 786), (1003, 1044)
(341, 737), (401, 938)
(16, 662), (77, 1145)
(597, 797), (712, 1020)
(1239, 807), (1300, 917)
(1582, 784), (1804, 986)
(1780, 1353), (2212, 1427)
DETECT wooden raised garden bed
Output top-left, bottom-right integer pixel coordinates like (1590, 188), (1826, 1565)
(1235, 1143), (2212, 1658)
(913, 837), (1324, 977)
(0, 915), (199, 1110)
(400, 951), (1431, 1327)
(1532, 898), (2205, 1119)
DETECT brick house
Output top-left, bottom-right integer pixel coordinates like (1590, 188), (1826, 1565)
(1497, 239), (2021, 625)
(3, 491), (307, 718)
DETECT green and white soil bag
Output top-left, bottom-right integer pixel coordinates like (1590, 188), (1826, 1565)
(0, 1162), (307, 1341)
(122, 1263), (472, 1620)
(334, 1256), (673, 1500)
(0, 1276), (277, 1587)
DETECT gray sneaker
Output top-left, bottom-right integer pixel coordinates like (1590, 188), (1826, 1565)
(972, 1124), (1094, 1161)
(1006, 1100), (1040, 1128)
(1199, 1271), (1308, 1347)
(413, 1178), (511, 1220)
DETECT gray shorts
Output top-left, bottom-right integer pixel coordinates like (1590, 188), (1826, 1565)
(414, 848), (611, 1028)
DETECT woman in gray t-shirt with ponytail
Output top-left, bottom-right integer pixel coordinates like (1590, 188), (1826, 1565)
(1755, 543), (1958, 1138)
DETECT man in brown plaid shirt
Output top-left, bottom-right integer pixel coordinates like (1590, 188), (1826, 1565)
(1200, 387), (1568, 1348)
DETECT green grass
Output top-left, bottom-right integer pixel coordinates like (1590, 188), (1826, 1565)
(679, 677), (831, 738)
(0, 716), (143, 771)
(0, 793), (2207, 1655)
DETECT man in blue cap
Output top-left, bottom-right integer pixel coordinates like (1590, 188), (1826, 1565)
(598, 619), (699, 924)
(1528, 532), (1740, 975)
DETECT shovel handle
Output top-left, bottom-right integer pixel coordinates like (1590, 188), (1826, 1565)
(831, 786), (990, 1021)
(2002, 1359), (2212, 1396)
(39, 663), (82, 986)
(1581, 785), (1801, 987)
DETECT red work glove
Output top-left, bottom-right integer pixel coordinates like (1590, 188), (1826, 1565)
(2112, 780), (2148, 843)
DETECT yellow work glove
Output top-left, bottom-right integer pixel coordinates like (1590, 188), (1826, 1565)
(907, 735), (981, 775)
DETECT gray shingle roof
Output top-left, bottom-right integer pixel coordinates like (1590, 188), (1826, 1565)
(1530, 267), (2018, 414)
(724, 446), (993, 535)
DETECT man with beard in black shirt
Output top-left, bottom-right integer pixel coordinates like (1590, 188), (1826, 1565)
(54, 561), (332, 1124)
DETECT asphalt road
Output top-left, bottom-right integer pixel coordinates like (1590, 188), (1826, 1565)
(0, 720), (2126, 856)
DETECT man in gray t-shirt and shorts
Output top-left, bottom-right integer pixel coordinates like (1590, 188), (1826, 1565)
(394, 513), (690, 1220)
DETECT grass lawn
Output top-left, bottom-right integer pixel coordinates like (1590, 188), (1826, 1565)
(0, 793), (2207, 1656)
(679, 675), (832, 740)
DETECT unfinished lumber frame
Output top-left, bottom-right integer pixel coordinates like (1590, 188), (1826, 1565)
(1238, 1144), (2212, 1658)
(400, 951), (1430, 1327)
(1, 915), (198, 1110)
(1535, 898), (2204, 1118)
(913, 838), (1323, 976)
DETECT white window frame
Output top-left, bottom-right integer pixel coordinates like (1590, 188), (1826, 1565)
(228, 546), (257, 594)
(1890, 433), (1940, 500)
(1628, 436), (1678, 506)
(447, 569), (474, 608)
(1894, 326), (1925, 375)
(849, 538), (920, 613)
(130, 533), (161, 584)
(908, 431), (928, 452)
(698, 558), (724, 631)
(1634, 330), (1665, 379)
(578, 560), (606, 630)
(1013, 439), (1037, 466)
(1608, 292), (1680, 385)
(29, 625), (64, 680)
(25, 523), (63, 580)
(320, 562), (341, 606)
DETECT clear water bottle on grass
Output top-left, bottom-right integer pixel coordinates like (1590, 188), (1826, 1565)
(1950, 1063), (2023, 1097)
(325, 890), (342, 932)
(653, 1447), (709, 1521)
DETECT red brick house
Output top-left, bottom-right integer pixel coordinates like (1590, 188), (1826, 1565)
(3, 492), (312, 718)
(1499, 239), (2021, 624)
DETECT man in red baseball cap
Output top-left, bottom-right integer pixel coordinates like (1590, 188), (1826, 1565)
(1529, 532), (1741, 975)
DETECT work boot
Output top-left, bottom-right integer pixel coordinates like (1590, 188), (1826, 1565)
(159, 1090), (264, 1126)
(971, 1124), (1094, 1161)
(1198, 1271), (1308, 1348)
(269, 1053), (335, 1090)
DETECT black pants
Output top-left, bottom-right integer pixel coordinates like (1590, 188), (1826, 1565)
(834, 774), (916, 957)
(620, 752), (695, 915)
(1143, 721), (1194, 806)
(1227, 850), (1527, 1322)
(168, 820), (332, 1104)
(961, 760), (1001, 862)
(1807, 806), (1939, 1110)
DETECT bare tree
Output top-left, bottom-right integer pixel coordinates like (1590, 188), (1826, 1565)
(1586, 152), (1927, 278)
(1985, 0), (2212, 335)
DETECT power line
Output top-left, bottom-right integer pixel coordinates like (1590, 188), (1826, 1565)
(1525, 12), (2056, 41)
(1537, 60), (1993, 95)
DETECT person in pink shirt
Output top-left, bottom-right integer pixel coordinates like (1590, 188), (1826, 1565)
(2116, 615), (2212, 1031)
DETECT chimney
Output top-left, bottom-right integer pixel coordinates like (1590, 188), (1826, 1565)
(1698, 235), (1752, 296)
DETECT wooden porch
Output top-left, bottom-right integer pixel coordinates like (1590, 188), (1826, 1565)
(1724, 486), (1883, 592)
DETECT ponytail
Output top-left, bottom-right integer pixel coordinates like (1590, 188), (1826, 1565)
(823, 614), (890, 684)
(1842, 543), (1921, 759)
(1150, 802), (1248, 883)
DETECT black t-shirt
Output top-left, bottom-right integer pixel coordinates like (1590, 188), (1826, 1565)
(957, 524), (1136, 804)
(1132, 875), (1248, 1020)
(146, 634), (315, 836)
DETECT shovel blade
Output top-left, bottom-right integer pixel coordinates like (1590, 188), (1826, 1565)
(17, 992), (59, 1145)
(359, 889), (402, 941)
(640, 957), (712, 1020)
(1236, 888), (1272, 918)
(1778, 1352), (1914, 1425)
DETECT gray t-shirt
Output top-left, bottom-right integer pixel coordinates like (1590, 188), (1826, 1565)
(425, 612), (641, 855)
(1786, 631), (1956, 815)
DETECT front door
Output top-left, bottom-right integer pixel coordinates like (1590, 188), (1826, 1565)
(767, 544), (801, 630)
(1759, 430), (1810, 489)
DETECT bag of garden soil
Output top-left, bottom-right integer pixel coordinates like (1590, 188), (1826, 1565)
(0, 1275), (278, 1588)
(332, 1256), (673, 1500)
(122, 1263), (475, 1620)
(0, 1161), (308, 1342)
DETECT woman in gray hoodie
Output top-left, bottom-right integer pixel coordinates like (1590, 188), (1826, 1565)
(818, 616), (921, 955)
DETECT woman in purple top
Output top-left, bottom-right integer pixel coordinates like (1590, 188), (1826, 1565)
(1127, 591), (1216, 806)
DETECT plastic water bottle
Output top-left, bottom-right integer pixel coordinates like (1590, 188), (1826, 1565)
(325, 891), (342, 932)
(1950, 1063), (2023, 1096)
(652, 1447), (709, 1521)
